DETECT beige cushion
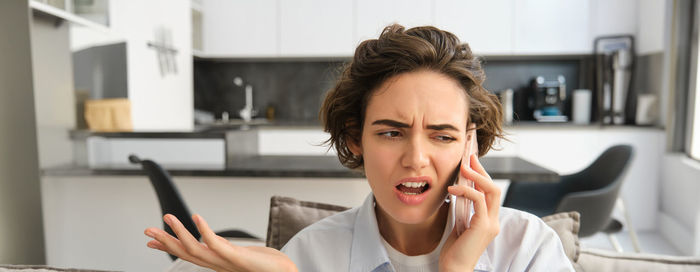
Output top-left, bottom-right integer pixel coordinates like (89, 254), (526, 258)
(0, 265), (117, 272)
(576, 248), (700, 272)
(541, 211), (581, 264)
(266, 196), (350, 250)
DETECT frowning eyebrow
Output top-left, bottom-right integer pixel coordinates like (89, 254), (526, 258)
(371, 119), (460, 131)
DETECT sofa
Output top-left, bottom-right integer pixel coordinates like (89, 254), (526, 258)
(165, 196), (700, 271)
(6, 196), (698, 271)
(261, 196), (700, 272)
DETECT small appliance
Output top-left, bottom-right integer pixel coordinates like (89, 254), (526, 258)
(531, 75), (568, 122)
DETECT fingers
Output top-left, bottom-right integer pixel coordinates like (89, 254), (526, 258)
(461, 154), (501, 219)
(167, 214), (237, 271)
(144, 227), (211, 268)
(469, 153), (491, 179)
(164, 214), (208, 255)
(146, 239), (167, 251)
(146, 215), (232, 271)
(193, 214), (246, 267)
(448, 185), (487, 218)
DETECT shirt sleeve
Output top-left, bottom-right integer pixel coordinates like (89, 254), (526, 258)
(501, 213), (574, 271)
(522, 225), (576, 271)
(492, 210), (576, 272)
(281, 227), (353, 272)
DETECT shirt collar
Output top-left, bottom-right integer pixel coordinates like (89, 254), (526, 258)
(350, 194), (391, 272)
(349, 193), (493, 272)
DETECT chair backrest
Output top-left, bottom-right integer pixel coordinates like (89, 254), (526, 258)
(129, 155), (200, 259)
(555, 145), (633, 237)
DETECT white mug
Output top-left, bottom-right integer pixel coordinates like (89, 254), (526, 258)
(572, 89), (592, 124)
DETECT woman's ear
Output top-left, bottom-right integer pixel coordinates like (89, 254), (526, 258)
(347, 137), (362, 156)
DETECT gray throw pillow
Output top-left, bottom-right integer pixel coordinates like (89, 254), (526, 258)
(266, 196), (350, 250)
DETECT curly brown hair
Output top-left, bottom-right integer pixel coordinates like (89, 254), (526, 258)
(320, 24), (504, 170)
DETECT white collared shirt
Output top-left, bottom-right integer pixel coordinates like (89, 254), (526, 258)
(282, 193), (575, 272)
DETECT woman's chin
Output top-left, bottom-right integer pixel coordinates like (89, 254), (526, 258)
(386, 204), (440, 225)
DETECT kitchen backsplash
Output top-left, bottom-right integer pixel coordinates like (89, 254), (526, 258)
(194, 56), (597, 124)
(194, 59), (345, 123)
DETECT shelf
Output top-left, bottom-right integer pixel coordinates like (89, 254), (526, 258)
(30, 0), (110, 33)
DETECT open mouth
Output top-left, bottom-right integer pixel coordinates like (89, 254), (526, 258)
(396, 181), (430, 195)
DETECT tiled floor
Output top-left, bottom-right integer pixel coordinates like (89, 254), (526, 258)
(579, 230), (681, 255)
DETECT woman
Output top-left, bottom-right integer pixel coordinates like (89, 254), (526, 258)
(144, 24), (574, 272)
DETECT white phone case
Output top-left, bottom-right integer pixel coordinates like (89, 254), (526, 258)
(454, 127), (477, 237)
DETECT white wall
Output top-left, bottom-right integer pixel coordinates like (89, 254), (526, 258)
(659, 155), (700, 256)
(0, 1), (45, 264)
(109, 0), (193, 131)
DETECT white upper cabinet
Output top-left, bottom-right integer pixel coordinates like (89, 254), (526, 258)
(637, 0), (666, 54)
(202, 0), (277, 57)
(590, 0), (636, 38)
(355, 0), (433, 45)
(514, 0), (591, 54)
(279, 0), (354, 57)
(196, 0), (649, 57)
(435, 0), (514, 55)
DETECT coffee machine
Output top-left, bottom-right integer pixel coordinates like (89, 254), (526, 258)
(530, 75), (568, 122)
(512, 75), (568, 122)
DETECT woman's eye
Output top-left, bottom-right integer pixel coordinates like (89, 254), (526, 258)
(378, 131), (401, 139)
(435, 135), (456, 142)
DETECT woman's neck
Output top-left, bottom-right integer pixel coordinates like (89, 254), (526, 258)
(375, 201), (449, 256)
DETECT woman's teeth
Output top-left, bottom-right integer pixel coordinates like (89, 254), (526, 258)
(397, 181), (429, 195)
(401, 181), (427, 188)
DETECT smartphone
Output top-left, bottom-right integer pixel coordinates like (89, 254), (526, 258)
(454, 124), (478, 237)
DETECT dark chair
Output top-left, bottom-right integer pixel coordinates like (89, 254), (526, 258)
(502, 145), (634, 239)
(129, 154), (261, 260)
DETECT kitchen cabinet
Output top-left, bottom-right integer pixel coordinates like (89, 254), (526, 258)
(113, 0), (193, 131)
(578, 0), (663, 55)
(196, 0), (647, 57)
(279, 0), (354, 57)
(590, 0), (636, 38)
(637, 0), (666, 54)
(355, 0), (433, 44)
(202, 0), (277, 57)
(434, 0), (514, 55)
(71, 0), (193, 131)
(514, 0), (591, 54)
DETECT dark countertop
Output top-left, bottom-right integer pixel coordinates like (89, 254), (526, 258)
(68, 121), (663, 140)
(42, 156), (559, 182)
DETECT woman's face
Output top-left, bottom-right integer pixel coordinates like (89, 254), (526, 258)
(351, 70), (469, 225)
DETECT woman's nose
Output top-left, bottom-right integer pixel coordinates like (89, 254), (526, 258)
(401, 137), (430, 171)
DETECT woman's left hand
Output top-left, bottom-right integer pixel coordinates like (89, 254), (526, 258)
(144, 214), (297, 272)
(439, 154), (501, 272)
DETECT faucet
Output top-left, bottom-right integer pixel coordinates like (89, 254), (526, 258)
(233, 77), (255, 122)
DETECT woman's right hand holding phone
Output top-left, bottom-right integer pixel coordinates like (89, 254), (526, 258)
(145, 214), (298, 272)
(439, 154), (501, 272)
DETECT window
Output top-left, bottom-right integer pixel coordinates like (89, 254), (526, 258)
(690, 45), (700, 160)
(689, 1), (700, 161)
